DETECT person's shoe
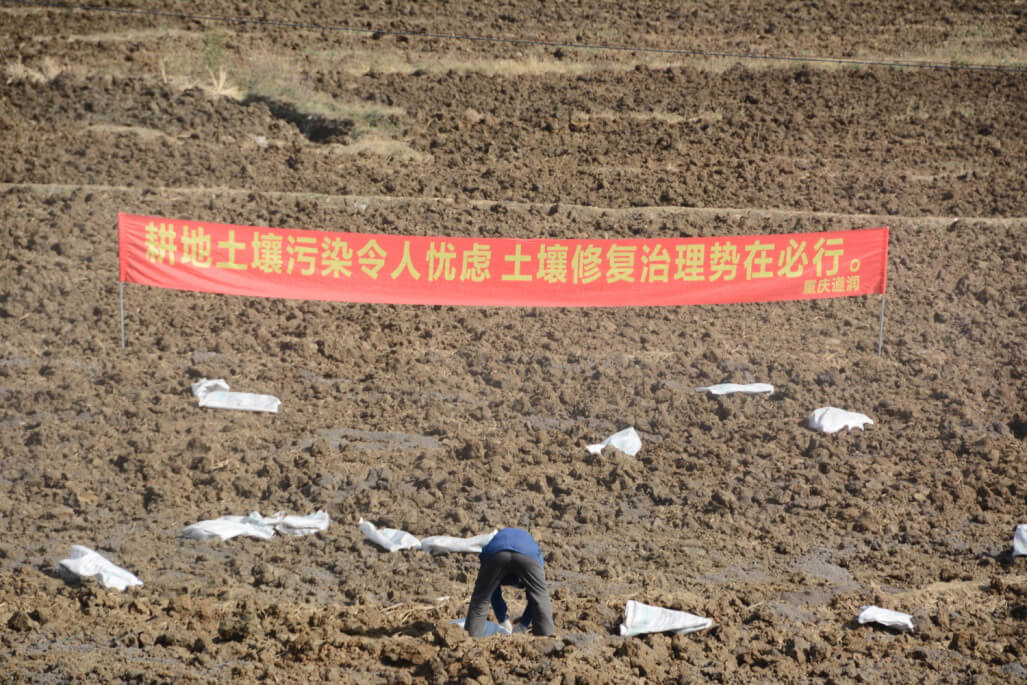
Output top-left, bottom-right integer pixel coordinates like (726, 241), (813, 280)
(498, 618), (513, 633)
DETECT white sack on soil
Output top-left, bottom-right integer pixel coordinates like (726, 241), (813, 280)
(808, 407), (874, 433)
(450, 618), (512, 636)
(1013, 525), (1027, 558)
(857, 605), (914, 631)
(182, 511), (329, 541)
(191, 378), (281, 413)
(586, 427), (642, 457)
(695, 383), (774, 395)
(248, 511), (331, 536)
(359, 519), (497, 554)
(57, 545), (143, 591)
(182, 515), (276, 541)
(420, 530), (498, 555)
(359, 518), (421, 552)
(619, 600), (714, 637)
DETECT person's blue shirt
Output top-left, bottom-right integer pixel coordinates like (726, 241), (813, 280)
(480, 528), (544, 625)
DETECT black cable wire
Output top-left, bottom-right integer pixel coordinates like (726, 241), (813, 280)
(4, 0), (1026, 74)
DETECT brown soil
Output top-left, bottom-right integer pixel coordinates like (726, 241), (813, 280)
(2, 2), (1026, 683)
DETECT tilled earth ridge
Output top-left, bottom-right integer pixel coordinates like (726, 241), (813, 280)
(1, 2), (1027, 683)
(4, 67), (1027, 217)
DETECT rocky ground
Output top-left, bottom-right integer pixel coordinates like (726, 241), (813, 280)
(1, 1), (1026, 682)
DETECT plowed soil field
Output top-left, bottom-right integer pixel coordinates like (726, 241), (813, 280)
(2, 2), (1026, 682)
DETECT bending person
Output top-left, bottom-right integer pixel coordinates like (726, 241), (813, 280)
(464, 527), (554, 636)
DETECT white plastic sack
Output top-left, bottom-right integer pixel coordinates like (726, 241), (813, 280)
(191, 378), (281, 413)
(181, 514), (276, 541)
(359, 520), (498, 554)
(619, 600), (713, 637)
(191, 377), (230, 399)
(586, 427), (642, 457)
(808, 407), (873, 433)
(359, 518), (421, 552)
(57, 545), (143, 591)
(249, 511), (331, 536)
(420, 530), (498, 555)
(1013, 524), (1027, 558)
(181, 511), (329, 541)
(695, 383), (774, 395)
(450, 618), (512, 636)
(857, 605), (914, 631)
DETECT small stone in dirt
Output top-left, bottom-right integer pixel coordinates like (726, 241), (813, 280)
(7, 611), (36, 631)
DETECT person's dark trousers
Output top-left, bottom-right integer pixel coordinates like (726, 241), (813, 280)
(465, 550), (554, 637)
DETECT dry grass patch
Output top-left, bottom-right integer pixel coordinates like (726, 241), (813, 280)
(156, 60), (241, 99)
(301, 46), (846, 77)
(896, 22), (1027, 69)
(305, 46), (633, 77)
(4, 56), (63, 85)
(204, 64), (239, 99)
(53, 28), (194, 43)
(326, 136), (431, 162)
(339, 51), (599, 77)
(304, 41), (1027, 77)
(0, 6), (51, 14)
(152, 31), (404, 142)
(239, 58), (404, 121)
(235, 49), (404, 140)
(154, 30), (241, 98)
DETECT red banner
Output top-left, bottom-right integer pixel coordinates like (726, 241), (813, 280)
(118, 214), (887, 307)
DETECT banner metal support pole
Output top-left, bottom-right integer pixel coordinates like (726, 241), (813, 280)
(120, 282), (126, 349)
(876, 294), (886, 356)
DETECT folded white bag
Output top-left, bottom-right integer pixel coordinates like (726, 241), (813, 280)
(695, 383), (774, 395)
(808, 407), (873, 433)
(420, 530), (498, 555)
(450, 618), (511, 636)
(181, 515), (277, 541)
(857, 605), (914, 631)
(182, 511), (330, 541)
(57, 545), (143, 591)
(586, 427), (642, 457)
(250, 511), (331, 536)
(619, 600), (713, 637)
(1013, 525), (1027, 558)
(359, 518), (421, 552)
(191, 378), (281, 413)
